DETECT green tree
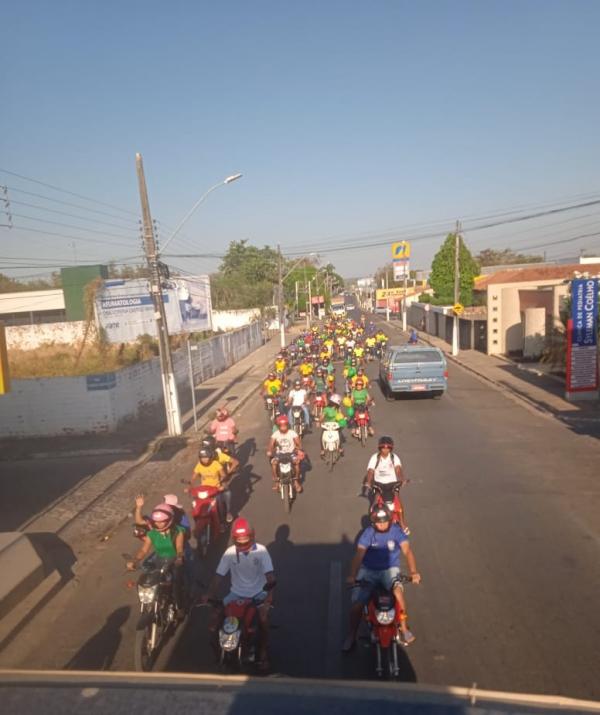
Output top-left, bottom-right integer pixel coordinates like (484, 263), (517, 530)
(429, 233), (479, 305)
(476, 248), (543, 267)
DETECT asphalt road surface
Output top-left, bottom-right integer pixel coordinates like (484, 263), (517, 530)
(4, 312), (600, 700)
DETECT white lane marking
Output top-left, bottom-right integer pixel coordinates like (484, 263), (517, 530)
(325, 560), (342, 678)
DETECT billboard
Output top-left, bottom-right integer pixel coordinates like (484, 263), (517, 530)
(95, 275), (212, 343)
(393, 260), (409, 281)
(391, 241), (410, 260)
(566, 278), (598, 395)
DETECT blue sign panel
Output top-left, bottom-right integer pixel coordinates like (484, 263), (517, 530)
(569, 278), (598, 392)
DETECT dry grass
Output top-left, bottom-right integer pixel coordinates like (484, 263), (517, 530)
(8, 336), (160, 378)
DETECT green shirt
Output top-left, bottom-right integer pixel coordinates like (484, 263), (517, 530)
(322, 405), (338, 421)
(352, 388), (369, 405)
(147, 525), (185, 559)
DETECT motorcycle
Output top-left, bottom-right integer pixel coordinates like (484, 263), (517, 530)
(354, 406), (371, 447)
(291, 406), (307, 436)
(189, 484), (222, 557)
(275, 452), (296, 513)
(357, 575), (415, 679)
(209, 582), (275, 672)
(313, 392), (326, 426)
(264, 395), (279, 422)
(321, 421), (341, 471)
(131, 558), (180, 672)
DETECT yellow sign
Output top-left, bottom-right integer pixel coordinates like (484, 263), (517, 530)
(0, 324), (10, 394)
(453, 303), (464, 316)
(391, 241), (411, 260)
(376, 288), (405, 299)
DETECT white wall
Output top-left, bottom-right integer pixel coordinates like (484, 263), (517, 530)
(0, 322), (264, 438)
(6, 321), (90, 350)
(211, 309), (261, 332)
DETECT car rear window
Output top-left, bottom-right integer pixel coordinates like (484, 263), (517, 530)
(392, 350), (442, 364)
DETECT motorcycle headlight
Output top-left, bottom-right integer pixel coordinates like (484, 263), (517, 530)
(198, 491), (208, 499)
(375, 609), (395, 625)
(137, 584), (159, 604)
(219, 625), (241, 651)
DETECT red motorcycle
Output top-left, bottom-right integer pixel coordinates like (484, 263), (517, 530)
(359, 575), (414, 679)
(313, 392), (326, 425)
(189, 484), (222, 557)
(354, 406), (372, 447)
(370, 483), (406, 528)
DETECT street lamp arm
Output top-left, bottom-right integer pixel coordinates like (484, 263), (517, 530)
(160, 173), (242, 254)
(282, 252), (319, 282)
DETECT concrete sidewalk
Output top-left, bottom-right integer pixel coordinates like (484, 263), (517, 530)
(377, 318), (600, 433)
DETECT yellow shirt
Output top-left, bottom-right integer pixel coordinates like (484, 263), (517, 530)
(216, 449), (232, 466)
(299, 363), (313, 377)
(354, 346), (365, 357)
(274, 359), (286, 372)
(376, 333), (386, 343)
(193, 460), (224, 488)
(264, 378), (282, 394)
(366, 337), (376, 347)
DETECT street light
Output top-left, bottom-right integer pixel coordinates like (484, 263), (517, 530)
(160, 173), (243, 254)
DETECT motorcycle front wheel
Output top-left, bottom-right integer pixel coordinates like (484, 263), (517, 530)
(134, 624), (156, 672)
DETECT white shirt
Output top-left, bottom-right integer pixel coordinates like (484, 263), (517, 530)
(288, 388), (308, 407)
(216, 543), (274, 598)
(367, 452), (402, 484)
(271, 429), (299, 453)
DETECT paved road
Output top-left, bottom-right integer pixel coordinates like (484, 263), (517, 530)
(3, 315), (600, 700)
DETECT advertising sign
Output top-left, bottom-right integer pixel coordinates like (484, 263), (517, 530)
(391, 241), (411, 260)
(95, 275), (212, 343)
(566, 278), (598, 396)
(393, 260), (409, 281)
(376, 288), (405, 299)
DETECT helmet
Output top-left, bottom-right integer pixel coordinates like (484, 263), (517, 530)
(378, 435), (394, 449)
(316, 367), (323, 375)
(357, 366), (365, 373)
(201, 434), (216, 451)
(277, 353), (283, 359)
(370, 504), (391, 527)
(268, 371), (275, 379)
(151, 504), (175, 532)
(294, 379), (301, 387)
(329, 393), (342, 406)
(198, 447), (213, 461)
(163, 493), (183, 509)
(231, 517), (255, 552)
(275, 414), (289, 427)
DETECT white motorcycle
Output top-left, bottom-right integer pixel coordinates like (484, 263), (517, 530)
(321, 421), (341, 471)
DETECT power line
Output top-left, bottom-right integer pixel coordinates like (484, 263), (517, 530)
(8, 199), (141, 233)
(4, 186), (139, 225)
(3, 225), (141, 249)
(0, 168), (138, 217)
(9, 212), (140, 241)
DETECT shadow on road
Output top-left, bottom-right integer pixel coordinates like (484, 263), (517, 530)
(66, 605), (131, 670)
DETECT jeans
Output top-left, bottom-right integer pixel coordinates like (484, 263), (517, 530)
(288, 405), (310, 426)
(352, 566), (401, 605)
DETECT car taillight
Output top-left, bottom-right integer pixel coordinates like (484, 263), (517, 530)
(387, 372), (392, 380)
(444, 370), (449, 379)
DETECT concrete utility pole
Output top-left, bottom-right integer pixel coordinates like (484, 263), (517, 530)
(277, 244), (286, 348)
(136, 153), (182, 436)
(385, 270), (390, 323)
(307, 277), (312, 328)
(402, 268), (408, 332)
(452, 220), (461, 357)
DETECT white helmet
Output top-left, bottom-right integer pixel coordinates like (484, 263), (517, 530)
(329, 393), (342, 406)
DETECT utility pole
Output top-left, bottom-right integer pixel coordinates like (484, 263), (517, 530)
(307, 277), (312, 328)
(136, 153), (182, 436)
(294, 280), (299, 318)
(452, 221), (461, 357)
(277, 244), (286, 348)
(402, 268), (408, 332)
(385, 270), (390, 323)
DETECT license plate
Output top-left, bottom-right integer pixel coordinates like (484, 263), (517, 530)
(411, 384), (427, 391)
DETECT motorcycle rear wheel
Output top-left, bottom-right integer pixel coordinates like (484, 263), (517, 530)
(360, 426), (367, 447)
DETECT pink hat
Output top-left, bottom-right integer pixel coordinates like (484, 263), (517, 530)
(163, 494), (183, 509)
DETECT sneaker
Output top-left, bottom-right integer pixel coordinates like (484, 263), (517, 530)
(226, 513), (233, 524)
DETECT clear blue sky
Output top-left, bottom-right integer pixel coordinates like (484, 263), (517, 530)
(2, 0), (599, 279)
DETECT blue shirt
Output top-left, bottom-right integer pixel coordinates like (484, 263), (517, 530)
(358, 525), (407, 571)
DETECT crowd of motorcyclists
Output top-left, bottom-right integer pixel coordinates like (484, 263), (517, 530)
(127, 311), (422, 674)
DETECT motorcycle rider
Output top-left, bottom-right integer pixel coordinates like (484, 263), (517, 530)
(350, 365), (370, 389)
(342, 504), (421, 652)
(209, 406), (238, 453)
(201, 434), (240, 477)
(351, 378), (375, 437)
(127, 503), (187, 616)
(203, 517), (276, 673)
(286, 378), (311, 430)
(320, 392), (345, 458)
(408, 328), (418, 345)
(363, 436), (409, 534)
(263, 371), (283, 411)
(191, 447), (233, 524)
(267, 414), (303, 493)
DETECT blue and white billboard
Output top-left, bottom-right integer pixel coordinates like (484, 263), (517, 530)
(567, 278), (598, 393)
(95, 275), (212, 343)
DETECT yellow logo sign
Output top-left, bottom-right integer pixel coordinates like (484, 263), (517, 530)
(391, 241), (411, 260)
(453, 303), (464, 316)
(376, 288), (405, 299)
